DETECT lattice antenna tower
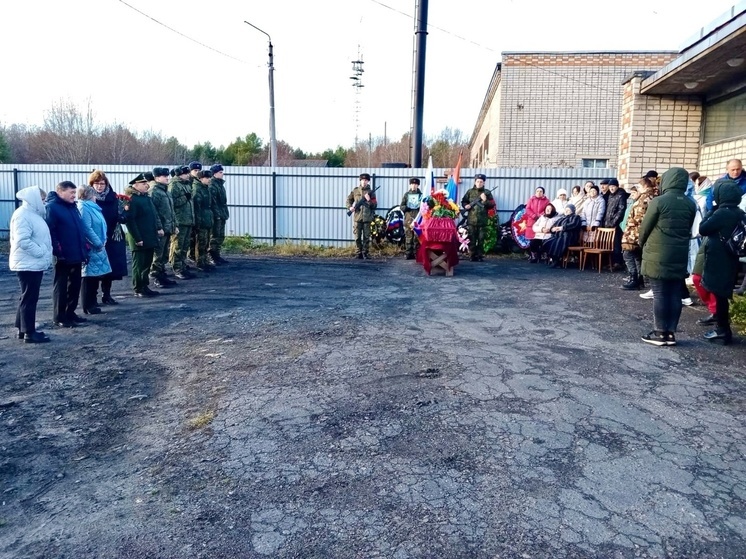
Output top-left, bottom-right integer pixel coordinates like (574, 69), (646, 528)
(350, 47), (365, 145)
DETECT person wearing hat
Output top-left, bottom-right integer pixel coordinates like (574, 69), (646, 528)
(192, 169), (215, 271)
(168, 166), (195, 279)
(399, 177), (423, 259)
(603, 178), (626, 269)
(345, 173), (377, 259)
(580, 184), (605, 231)
(125, 173), (164, 297)
(545, 203), (583, 267)
(148, 167), (177, 288)
(460, 174), (495, 262)
(208, 164), (230, 265)
(551, 188), (569, 213)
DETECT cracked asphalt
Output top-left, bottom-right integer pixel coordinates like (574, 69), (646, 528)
(1, 254), (746, 558)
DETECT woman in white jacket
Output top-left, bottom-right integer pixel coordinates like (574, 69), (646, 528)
(10, 186), (54, 343)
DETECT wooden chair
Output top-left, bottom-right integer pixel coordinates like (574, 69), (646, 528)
(580, 227), (616, 272)
(563, 227), (594, 269)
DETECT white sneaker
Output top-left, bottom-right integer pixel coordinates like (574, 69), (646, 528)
(639, 289), (654, 300)
(682, 297), (693, 306)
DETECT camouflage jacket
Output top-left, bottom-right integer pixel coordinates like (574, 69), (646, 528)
(346, 186), (377, 223)
(149, 182), (175, 235)
(209, 177), (230, 221)
(460, 187), (495, 226)
(168, 178), (194, 226)
(621, 192), (653, 250)
(192, 179), (214, 230)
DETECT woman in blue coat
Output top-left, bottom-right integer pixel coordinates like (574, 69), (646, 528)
(78, 185), (112, 314)
(89, 170), (127, 305)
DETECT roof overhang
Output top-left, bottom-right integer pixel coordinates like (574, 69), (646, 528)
(641, 5), (746, 98)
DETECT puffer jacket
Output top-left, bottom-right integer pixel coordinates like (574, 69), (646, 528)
(78, 199), (112, 277)
(523, 195), (550, 240)
(9, 186), (53, 272)
(581, 196), (606, 228)
(697, 178), (745, 297)
(532, 214), (559, 240)
(639, 167), (697, 280)
(45, 190), (88, 264)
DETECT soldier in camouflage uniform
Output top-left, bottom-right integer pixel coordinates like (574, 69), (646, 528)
(169, 166), (195, 279)
(186, 161), (202, 262)
(460, 173), (495, 261)
(148, 167), (177, 288)
(346, 172), (377, 259)
(192, 169), (215, 272)
(399, 177), (423, 259)
(208, 164), (230, 265)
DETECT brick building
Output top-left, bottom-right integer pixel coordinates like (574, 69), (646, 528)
(469, 51), (677, 169)
(618, 3), (746, 182)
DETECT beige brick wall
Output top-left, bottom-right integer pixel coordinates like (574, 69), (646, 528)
(494, 52), (677, 168)
(699, 138), (746, 179)
(617, 75), (701, 184)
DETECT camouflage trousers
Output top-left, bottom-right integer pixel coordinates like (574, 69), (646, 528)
(209, 217), (226, 257)
(354, 222), (371, 255)
(150, 233), (171, 278)
(194, 228), (211, 268)
(404, 213), (419, 254)
(170, 225), (192, 273)
(467, 223), (486, 257)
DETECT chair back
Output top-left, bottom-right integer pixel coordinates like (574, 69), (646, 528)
(593, 227), (615, 250)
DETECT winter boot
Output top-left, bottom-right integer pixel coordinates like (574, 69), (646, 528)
(622, 273), (641, 290)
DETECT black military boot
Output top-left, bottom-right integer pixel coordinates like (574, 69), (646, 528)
(355, 252), (363, 259)
(406, 251), (415, 260)
(622, 274), (641, 290)
(362, 253), (371, 260)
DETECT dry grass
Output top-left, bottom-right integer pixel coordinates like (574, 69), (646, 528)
(187, 410), (216, 430)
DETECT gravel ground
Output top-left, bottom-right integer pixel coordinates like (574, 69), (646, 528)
(1, 254), (745, 559)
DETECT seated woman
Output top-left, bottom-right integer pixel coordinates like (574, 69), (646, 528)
(529, 203), (558, 263)
(544, 203), (583, 267)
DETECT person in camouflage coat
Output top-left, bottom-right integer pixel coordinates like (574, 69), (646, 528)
(460, 173), (495, 261)
(125, 174), (163, 297)
(148, 167), (177, 288)
(192, 169), (214, 271)
(346, 172), (377, 259)
(399, 177), (422, 259)
(208, 164), (230, 264)
(168, 166), (195, 279)
(620, 178), (658, 290)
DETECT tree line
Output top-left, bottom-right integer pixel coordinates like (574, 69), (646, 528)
(0, 100), (469, 169)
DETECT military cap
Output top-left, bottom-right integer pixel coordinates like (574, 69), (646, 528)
(359, 173), (371, 180)
(128, 173), (148, 185)
(153, 167), (170, 177)
(143, 171), (155, 182)
(475, 173), (487, 181)
(409, 177), (420, 185)
(169, 168), (177, 177)
(197, 170), (213, 180)
(210, 164), (224, 174)
(178, 165), (190, 176)
(188, 161), (202, 171)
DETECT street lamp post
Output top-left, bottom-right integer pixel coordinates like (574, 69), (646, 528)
(244, 20), (277, 167)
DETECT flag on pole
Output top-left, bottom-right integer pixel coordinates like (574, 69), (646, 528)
(445, 150), (462, 202)
(413, 155), (435, 238)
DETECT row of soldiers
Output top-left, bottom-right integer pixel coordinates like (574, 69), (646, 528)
(126, 162), (229, 295)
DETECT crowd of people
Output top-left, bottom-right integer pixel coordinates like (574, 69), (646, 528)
(9, 163), (229, 343)
(519, 159), (746, 346)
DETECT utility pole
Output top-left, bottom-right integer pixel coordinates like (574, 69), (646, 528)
(244, 20), (277, 167)
(410, 0), (428, 168)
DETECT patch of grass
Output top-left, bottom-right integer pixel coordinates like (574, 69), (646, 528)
(187, 410), (216, 430)
(732, 293), (746, 334)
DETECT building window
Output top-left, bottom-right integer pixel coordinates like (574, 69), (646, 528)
(582, 158), (609, 168)
(703, 90), (746, 144)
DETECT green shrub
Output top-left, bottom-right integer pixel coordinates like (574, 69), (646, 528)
(732, 294), (746, 334)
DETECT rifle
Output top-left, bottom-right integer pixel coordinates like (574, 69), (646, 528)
(346, 184), (380, 216)
(461, 186), (497, 214)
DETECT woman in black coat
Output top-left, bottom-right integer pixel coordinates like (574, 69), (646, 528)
(545, 203), (583, 267)
(89, 170), (128, 305)
(698, 178), (745, 344)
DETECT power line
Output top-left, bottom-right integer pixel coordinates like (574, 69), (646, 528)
(115, 0), (249, 65)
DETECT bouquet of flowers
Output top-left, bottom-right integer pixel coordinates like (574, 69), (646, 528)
(424, 191), (460, 219)
(112, 194), (131, 242)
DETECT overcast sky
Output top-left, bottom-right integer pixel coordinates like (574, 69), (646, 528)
(0, 0), (739, 154)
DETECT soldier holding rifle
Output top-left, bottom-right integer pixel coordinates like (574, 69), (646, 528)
(345, 172), (378, 259)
